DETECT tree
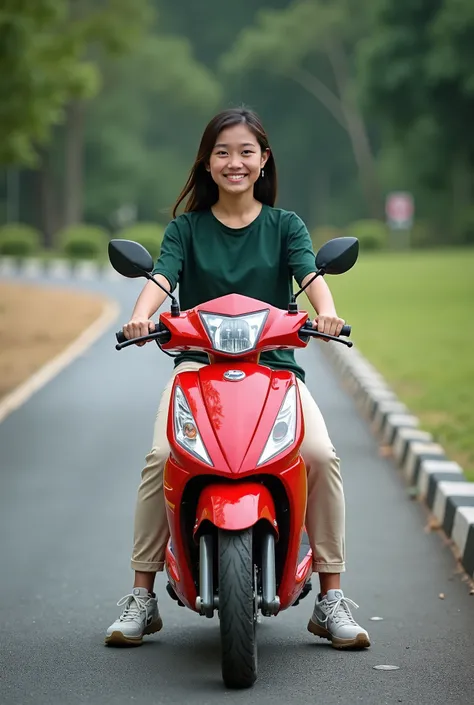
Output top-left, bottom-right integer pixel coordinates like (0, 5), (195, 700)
(59, 0), (154, 228)
(220, 0), (383, 220)
(357, 0), (474, 238)
(83, 34), (222, 225)
(0, 0), (97, 166)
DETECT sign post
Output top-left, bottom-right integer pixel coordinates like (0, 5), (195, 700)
(385, 192), (414, 249)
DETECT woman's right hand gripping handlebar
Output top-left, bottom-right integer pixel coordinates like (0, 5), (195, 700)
(123, 316), (155, 346)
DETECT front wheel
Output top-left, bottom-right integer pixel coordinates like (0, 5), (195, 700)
(218, 528), (257, 689)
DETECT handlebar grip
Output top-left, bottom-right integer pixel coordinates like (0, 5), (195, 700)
(115, 323), (159, 344)
(301, 321), (351, 337)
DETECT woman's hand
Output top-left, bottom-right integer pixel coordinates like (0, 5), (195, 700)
(313, 313), (345, 339)
(123, 316), (155, 347)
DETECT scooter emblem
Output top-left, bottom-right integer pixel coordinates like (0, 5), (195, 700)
(223, 370), (246, 381)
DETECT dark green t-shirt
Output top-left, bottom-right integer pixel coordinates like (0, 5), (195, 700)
(153, 204), (316, 382)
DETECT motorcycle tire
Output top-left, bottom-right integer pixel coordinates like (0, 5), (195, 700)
(218, 528), (257, 689)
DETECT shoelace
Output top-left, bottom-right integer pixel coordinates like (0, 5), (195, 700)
(324, 595), (359, 626)
(116, 593), (150, 623)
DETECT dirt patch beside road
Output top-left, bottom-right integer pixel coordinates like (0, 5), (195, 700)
(0, 281), (106, 399)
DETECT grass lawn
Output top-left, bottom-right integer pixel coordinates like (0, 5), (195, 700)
(306, 248), (474, 481)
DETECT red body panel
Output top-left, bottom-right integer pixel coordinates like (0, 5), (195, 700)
(161, 294), (314, 613)
(160, 293), (309, 361)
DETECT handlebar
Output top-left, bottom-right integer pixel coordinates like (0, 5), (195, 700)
(298, 321), (352, 345)
(115, 319), (352, 351)
(115, 328), (171, 350)
(299, 321), (351, 339)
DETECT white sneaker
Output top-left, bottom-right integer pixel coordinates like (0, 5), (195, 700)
(307, 589), (370, 649)
(105, 587), (163, 646)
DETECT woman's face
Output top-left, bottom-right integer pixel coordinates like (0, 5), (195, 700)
(207, 123), (269, 196)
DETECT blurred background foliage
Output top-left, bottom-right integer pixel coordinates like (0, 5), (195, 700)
(1, 0), (474, 254)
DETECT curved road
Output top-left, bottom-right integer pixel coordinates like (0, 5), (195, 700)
(0, 275), (473, 705)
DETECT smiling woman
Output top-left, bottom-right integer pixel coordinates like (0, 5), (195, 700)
(171, 107), (277, 221)
(106, 106), (371, 658)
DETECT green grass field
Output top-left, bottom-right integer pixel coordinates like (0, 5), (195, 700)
(307, 248), (474, 481)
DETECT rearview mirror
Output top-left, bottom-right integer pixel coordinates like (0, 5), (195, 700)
(315, 237), (359, 275)
(108, 239), (154, 278)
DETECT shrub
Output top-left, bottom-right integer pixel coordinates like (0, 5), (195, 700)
(118, 223), (166, 260)
(58, 224), (109, 260)
(311, 226), (343, 252)
(345, 219), (388, 251)
(0, 223), (41, 257)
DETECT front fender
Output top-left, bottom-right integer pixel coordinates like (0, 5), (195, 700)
(193, 482), (278, 538)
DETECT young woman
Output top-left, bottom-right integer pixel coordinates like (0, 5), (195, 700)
(105, 108), (370, 650)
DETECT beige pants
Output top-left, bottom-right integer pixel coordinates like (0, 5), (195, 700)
(131, 361), (345, 574)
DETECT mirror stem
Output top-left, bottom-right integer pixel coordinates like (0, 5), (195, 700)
(289, 269), (324, 313)
(143, 271), (181, 317)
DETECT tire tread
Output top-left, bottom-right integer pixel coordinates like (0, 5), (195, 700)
(219, 529), (257, 688)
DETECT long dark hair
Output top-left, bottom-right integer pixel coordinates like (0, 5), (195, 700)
(172, 107), (277, 218)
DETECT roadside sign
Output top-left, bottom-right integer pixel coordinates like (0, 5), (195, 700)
(385, 192), (414, 230)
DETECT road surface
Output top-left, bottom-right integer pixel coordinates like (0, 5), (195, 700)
(0, 275), (473, 705)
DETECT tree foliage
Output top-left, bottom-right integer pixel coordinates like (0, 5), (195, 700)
(0, 1), (97, 164)
(357, 0), (474, 239)
(2, 0), (474, 245)
(83, 33), (221, 225)
(221, 0), (382, 219)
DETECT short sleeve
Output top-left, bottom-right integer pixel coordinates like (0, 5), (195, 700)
(152, 220), (184, 292)
(287, 213), (316, 287)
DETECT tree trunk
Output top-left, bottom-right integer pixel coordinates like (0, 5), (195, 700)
(292, 57), (383, 220)
(63, 100), (85, 227)
(292, 67), (346, 129)
(326, 39), (383, 220)
(37, 146), (61, 248)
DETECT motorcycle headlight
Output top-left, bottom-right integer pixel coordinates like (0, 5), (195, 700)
(200, 310), (269, 354)
(258, 385), (297, 465)
(173, 386), (212, 465)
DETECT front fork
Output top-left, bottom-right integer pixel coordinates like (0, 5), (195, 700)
(260, 533), (280, 616)
(195, 530), (280, 618)
(196, 534), (214, 618)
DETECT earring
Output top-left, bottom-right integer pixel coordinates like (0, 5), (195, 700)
(261, 168), (265, 178)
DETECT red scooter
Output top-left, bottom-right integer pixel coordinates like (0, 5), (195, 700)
(109, 236), (358, 689)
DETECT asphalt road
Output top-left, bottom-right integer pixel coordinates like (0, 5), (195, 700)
(0, 275), (473, 705)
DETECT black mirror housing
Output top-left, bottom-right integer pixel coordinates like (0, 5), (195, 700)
(315, 237), (359, 275)
(108, 239), (154, 278)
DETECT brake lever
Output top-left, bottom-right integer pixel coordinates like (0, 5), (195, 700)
(317, 333), (353, 348)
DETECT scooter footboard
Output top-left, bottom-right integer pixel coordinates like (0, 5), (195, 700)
(193, 482), (278, 536)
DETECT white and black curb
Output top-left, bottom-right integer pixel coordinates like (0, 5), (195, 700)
(0, 256), (121, 281)
(324, 340), (474, 580)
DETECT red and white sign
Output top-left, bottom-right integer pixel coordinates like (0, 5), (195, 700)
(385, 192), (414, 229)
